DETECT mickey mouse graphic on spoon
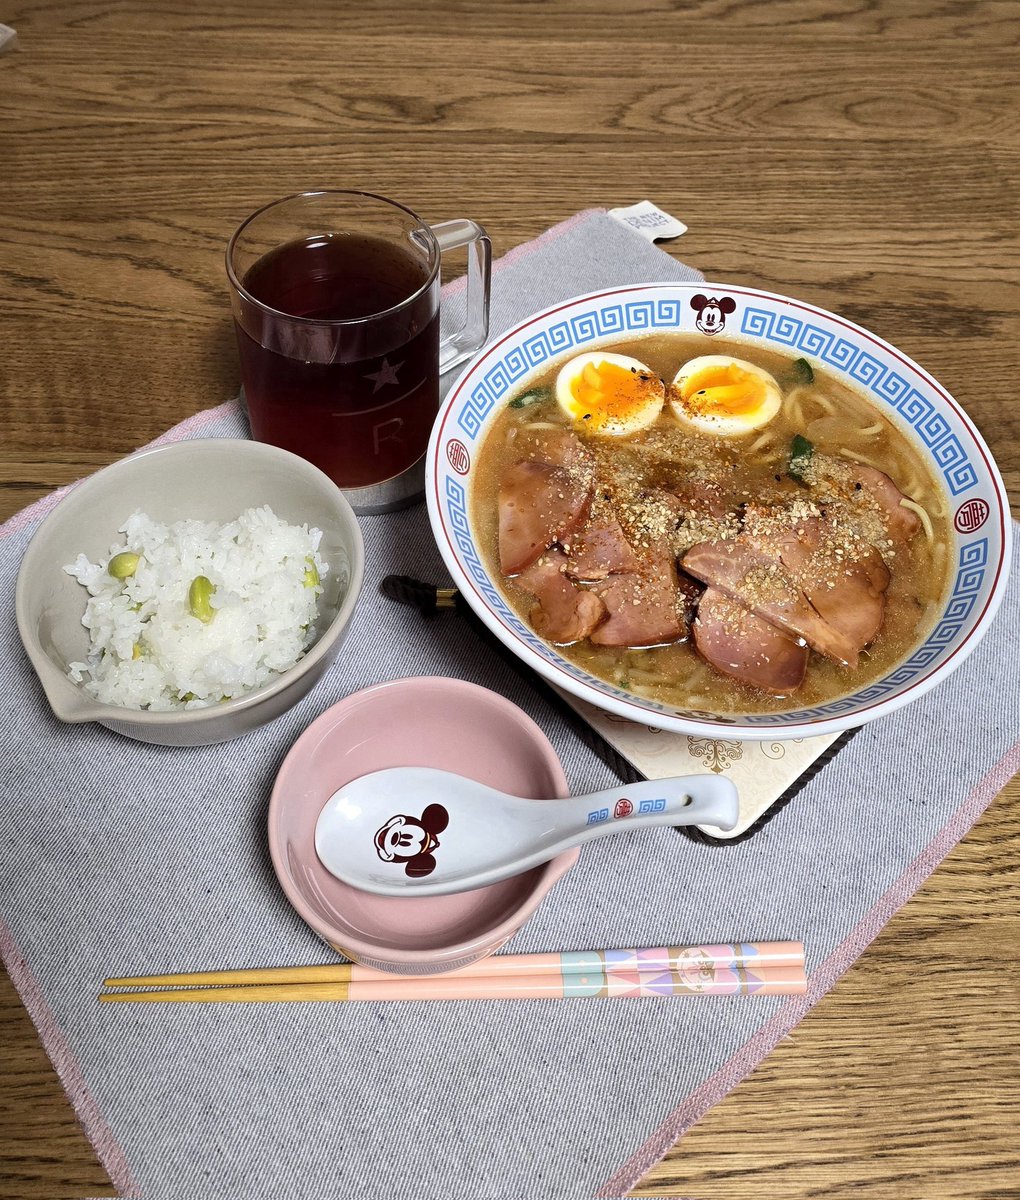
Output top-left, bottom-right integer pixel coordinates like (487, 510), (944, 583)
(373, 805), (450, 878)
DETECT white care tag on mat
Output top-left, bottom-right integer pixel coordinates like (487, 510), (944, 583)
(0, 24), (18, 53)
(554, 688), (845, 839)
(607, 201), (688, 242)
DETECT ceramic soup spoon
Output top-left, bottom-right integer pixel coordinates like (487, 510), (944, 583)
(314, 767), (739, 897)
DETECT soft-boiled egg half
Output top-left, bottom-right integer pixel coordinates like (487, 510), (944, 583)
(669, 356), (782, 436)
(555, 352), (665, 437)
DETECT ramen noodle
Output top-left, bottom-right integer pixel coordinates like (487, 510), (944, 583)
(472, 334), (950, 716)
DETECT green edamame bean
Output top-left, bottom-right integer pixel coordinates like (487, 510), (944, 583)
(188, 575), (216, 623)
(108, 551), (140, 579)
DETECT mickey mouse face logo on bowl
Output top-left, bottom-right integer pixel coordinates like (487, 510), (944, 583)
(373, 804), (450, 878)
(690, 293), (735, 335)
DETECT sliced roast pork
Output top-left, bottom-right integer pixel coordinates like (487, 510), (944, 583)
(564, 513), (643, 580)
(682, 539), (860, 667)
(590, 560), (685, 648)
(623, 485), (740, 558)
(798, 452), (921, 550)
(498, 459), (593, 574)
(516, 549), (605, 644)
(743, 509), (891, 653)
(850, 463), (922, 544)
(694, 588), (808, 695)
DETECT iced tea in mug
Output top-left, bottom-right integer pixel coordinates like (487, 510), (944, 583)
(227, 191), (491, 513)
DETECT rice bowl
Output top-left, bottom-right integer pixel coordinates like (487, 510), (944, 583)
(15, 438), (365, 747)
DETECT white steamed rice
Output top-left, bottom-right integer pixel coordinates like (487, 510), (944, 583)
(64, 506), (328, 711)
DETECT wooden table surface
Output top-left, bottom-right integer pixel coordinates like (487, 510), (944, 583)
(2, 1), (1018, 1197)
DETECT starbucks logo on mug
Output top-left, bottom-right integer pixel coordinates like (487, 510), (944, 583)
(447, 439), (471, 475)
(954, 498), (989, 533)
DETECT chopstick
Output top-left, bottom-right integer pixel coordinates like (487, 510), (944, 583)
(101, 963), (806, 1003)
(100, 942), (805, 1003)
(103, 941), (804, 988)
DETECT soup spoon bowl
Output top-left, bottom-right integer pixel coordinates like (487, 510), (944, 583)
(314, 767), (739, 897)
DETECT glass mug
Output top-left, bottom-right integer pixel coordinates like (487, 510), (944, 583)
(226, 190), (491, 513)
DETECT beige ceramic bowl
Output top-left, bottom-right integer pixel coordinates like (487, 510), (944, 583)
(15, 439), (364, 747)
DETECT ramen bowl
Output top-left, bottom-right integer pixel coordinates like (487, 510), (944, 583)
(426, 282), (1011, 740)
(15, 438), (364, 747)
(268, 677), (578, 974)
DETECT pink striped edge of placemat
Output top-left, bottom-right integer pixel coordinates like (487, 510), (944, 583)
(597, 736), (1020, 1199)
(441, 207), (605, 299)
(0, 920), (140, 1198)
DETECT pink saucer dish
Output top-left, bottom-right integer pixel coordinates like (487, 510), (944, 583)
(268, 676), (578, 974)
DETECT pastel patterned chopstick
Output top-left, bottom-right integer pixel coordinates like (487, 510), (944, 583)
(100, 962), (806, 1003)
(103, 941), (804, 989)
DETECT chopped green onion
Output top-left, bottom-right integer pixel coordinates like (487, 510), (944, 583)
(789, 434), (814, 482)
(508, 387), (550, 410)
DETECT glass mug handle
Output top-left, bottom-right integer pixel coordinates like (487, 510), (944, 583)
(430, 219), (492, 374)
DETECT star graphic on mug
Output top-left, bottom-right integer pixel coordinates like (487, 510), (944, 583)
(365, 357), (403, 393)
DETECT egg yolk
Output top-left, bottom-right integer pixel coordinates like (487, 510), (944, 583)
(678, 364), (767, 417)
(570, 361), (660, 430)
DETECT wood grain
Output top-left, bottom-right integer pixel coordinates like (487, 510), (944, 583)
(1, 0), (1018, 1197)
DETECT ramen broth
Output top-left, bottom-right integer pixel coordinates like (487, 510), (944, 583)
(471, 334), (951, 715)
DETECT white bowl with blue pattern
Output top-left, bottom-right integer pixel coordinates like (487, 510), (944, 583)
(426, 283), (1011, 739)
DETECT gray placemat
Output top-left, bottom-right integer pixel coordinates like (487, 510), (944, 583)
(2, 210), (1018, 1200)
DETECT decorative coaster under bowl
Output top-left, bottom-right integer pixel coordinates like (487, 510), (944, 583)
(555, 690), (858, 843)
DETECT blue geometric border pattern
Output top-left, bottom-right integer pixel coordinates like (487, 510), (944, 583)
(455, 299), (683, 440)
(740, 306), (979, 497)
